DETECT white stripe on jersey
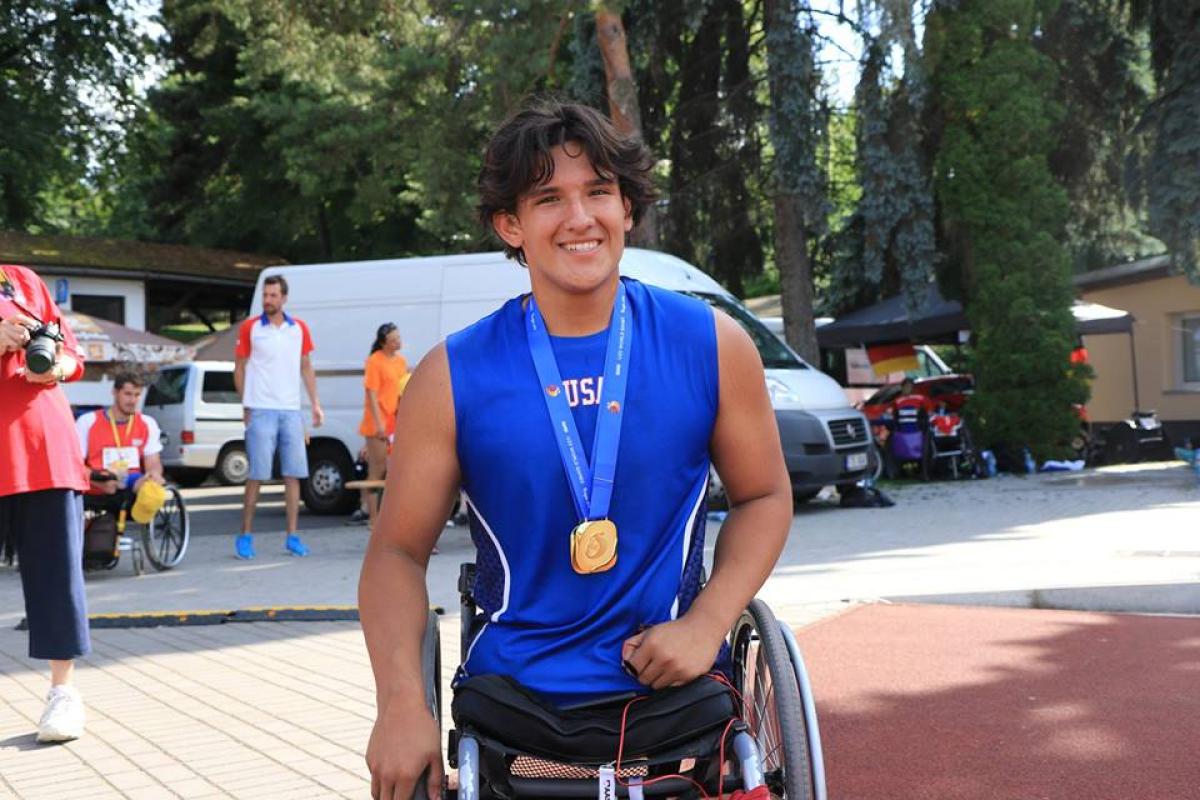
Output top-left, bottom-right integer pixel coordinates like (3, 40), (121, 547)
(670, 471), (710, 619)
(464, 492), (511, 622)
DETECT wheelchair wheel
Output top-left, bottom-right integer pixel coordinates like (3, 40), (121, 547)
(731, 599), (813, 799)
(413, 610), (442, 800)
(423, 609), (442, 732)
(143, 486), (189, 570)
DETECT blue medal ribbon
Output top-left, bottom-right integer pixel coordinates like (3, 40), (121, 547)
(526, 280), (631, 523)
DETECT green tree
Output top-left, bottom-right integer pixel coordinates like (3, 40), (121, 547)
(828, 3), (937, 315)
(1126, 0), (1200, 275)
(927, 0), (1090, 458)
(1040, 0), (1157, 271)
(0, 1), (145, 230)
(764, 0), (827, 362)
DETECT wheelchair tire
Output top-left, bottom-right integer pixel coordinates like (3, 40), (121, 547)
(143, 486), (189, 570)
(412, 610), (442, 800)
(423, 609), (442, 732)
(732, 599), (814, 800)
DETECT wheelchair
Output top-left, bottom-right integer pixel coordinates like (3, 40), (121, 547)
(416, 563), (827, 799)
(82, 484), (190, 575)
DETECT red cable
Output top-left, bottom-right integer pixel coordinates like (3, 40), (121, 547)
(610, 673), (751, 800)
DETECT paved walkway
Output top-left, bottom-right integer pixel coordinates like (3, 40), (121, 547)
(0, 462), (1196, 798)
(0, 621), (384, 798)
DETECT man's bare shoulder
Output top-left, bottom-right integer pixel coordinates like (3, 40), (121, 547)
(711, 307), (764, 377)
(397, 343), (454, 430)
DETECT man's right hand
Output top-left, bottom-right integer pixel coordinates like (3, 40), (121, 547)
(90, 478), (119, 495)
(0, 314), (34, 355)
(366, 700), (443, 800)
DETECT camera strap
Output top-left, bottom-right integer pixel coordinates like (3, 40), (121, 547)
(0, 267), (43, 323)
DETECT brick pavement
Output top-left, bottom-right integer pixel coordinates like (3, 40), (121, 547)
(0, 621), (385, 799)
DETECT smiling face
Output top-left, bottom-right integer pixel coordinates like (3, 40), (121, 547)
(492, 143), (633, 299)
(383, 329), (402, 354)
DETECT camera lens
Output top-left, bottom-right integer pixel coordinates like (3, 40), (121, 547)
(25, 332), (57, 374)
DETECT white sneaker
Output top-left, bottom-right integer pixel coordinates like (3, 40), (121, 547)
(36, 685), (85, 743)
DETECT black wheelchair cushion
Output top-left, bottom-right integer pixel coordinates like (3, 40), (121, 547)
(452, 673), (737, 764)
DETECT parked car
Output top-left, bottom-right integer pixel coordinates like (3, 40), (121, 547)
(860, 374), (975, 422)
(145, 361), (247, 486)
(247, 248), (873, 513)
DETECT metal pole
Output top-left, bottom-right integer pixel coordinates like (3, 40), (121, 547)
(1128, 328), (1141, 412)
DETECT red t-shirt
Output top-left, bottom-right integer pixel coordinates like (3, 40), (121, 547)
(0, 265), (88, 497)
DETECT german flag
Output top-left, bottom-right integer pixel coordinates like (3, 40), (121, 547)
(866, 341), (918, 376)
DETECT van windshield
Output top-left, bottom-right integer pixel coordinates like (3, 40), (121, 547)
(146, 368), (187, 406)
(684, 293), (806, 370)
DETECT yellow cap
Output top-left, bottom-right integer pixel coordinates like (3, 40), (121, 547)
(131, 480), (167, 525)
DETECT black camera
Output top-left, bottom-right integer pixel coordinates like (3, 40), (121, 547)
(24, 321), (64, 375)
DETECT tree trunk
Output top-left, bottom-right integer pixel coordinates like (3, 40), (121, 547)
(595, 6), (660, 248)
(775, 193), (819, 363)
(764, 0), (823, 363)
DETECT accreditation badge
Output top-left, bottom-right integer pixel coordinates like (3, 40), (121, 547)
(570, 519), (618, 574)
(102, 446), (140, 479)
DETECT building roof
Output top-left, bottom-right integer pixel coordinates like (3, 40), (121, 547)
(1073, 254), (1171, 291)
(0, 231), (287, 287)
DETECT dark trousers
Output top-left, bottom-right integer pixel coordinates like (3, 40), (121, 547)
(0, 489), (91, 660)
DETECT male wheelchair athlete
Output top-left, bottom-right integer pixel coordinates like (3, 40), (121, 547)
(82, 480), (190, 575)
(416, 563), (827, 800)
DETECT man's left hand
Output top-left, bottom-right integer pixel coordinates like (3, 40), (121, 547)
(132, 474), (163, 492)
(22, 363), (61, 385)
(312, 404), (325, 428)
(620, 615), (726, 690)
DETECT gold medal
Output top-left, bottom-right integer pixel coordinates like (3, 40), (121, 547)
(570, 519), (618, 574)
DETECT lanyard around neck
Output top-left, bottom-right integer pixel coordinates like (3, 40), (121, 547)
(108, 410), (134, 447)
(525, 281), (632, 523)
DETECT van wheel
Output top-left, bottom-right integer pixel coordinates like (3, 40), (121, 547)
(215, 444), (250, 486)
(302, 442), (357, 515)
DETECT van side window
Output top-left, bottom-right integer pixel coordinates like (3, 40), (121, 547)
(146, 369), (188, 406)
(201, 372), (239, 404)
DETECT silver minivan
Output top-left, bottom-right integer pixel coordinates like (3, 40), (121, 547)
(145, 360), (248, 486)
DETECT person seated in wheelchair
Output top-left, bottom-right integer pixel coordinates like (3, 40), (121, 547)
(359, 101), (793, 800)
(75, 371), (166, 516)
(890, 378), (932, 426)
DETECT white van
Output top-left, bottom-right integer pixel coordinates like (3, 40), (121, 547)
(144, 361), (247, 486)
(250, 249), (872, 513)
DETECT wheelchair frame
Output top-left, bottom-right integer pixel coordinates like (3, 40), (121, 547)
(82, 484), (191, 576)
(417, 563), (826, 800)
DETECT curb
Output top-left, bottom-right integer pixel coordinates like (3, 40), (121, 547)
(16, 604), (444, 630)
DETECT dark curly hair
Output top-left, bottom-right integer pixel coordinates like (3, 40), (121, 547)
(477, 100), (657, 266)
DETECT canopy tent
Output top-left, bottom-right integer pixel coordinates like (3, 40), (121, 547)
(815, 284), (1133, 348)
(64, 310), (193, 365)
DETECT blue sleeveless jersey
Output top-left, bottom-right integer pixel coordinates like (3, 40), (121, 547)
(447, 277), (718, 705)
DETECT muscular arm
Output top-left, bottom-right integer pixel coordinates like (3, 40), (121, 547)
(623, 310), (793, 689)
(360, 343), (459, 799)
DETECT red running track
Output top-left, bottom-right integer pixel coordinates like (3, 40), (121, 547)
(794, 604), (1200, 800)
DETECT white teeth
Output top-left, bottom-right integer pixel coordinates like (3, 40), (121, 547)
(562, 241), (600, 252)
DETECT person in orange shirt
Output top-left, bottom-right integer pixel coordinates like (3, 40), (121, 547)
(358, 323), (410, 529)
